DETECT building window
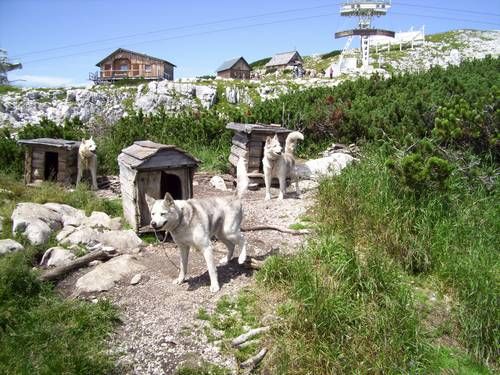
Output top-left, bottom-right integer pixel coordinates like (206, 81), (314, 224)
(104, 64), (111, 71)
(144, 64), (152, 72)
(119, 64), (128, 71)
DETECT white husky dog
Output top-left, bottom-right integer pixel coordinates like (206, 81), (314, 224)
(263, 131), (304, 200)
(147, 157), (249, 293)
(76, 137), (98, 190)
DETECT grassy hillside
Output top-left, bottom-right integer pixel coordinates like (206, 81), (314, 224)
(201, 57), (499, 373)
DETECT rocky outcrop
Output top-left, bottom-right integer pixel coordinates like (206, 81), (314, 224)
(1, 30), (498, 129)
(11, 201), (143, 251)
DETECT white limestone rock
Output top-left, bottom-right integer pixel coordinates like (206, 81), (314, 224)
(209, 176), (227, 191)
(43, 203), (86, 227)
(0, 239), (24, 256)
(97, 229), (145, 251)
(75, 255), (146, 293)
(58, 226), (100, 247)
(195, 86), (217, 109)
(40, 247), (76, 267)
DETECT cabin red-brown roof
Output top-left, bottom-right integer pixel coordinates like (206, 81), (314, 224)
(95, 48), (176, 67)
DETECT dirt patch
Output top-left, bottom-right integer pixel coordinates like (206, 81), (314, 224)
(59, 173), (314, 374)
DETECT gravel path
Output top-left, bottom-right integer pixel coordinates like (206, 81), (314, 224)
(66, 173), (315, 374)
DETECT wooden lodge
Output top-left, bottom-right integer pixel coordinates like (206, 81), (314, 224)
(265, 51), (303, 72)
(118, 141), (200, 233)
(90, 48), (176, 84)
(18, 138), (81, 186)
(216, 57), (252, 79)
(226, 122), (292, 184)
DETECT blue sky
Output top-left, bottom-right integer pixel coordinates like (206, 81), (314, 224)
(1, 0), (499, 87)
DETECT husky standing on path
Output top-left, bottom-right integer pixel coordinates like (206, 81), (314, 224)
(147, 157), (249, 293)
(76, 137), (98, 190)
(263, 131), (304, 200)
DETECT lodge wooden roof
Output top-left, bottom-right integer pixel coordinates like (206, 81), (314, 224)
(96, 48), (176, 67)
(118, 140), (200, 171)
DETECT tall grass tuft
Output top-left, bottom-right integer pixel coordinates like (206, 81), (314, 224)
(258, 235), (428, 373)
(256, 146), (497, 372)
(314, 148), (499, 364)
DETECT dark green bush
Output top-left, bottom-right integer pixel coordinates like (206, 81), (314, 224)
(0, 128), (24, 175)
(386, 140), (454, 195)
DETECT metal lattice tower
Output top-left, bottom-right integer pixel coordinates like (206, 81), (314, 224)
(335, 1), (394, 70)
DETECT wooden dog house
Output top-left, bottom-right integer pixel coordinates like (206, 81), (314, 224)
(118, 140), (200, 233)
(18, 138), (81, 185)
(226, 122), (292, 184)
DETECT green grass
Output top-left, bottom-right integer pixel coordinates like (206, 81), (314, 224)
(249, 57), (271, 69)
(0, 175), (122, 374)
(0, 85), (22, 94)
(252, 146), (497, 373)
(257, 236), (428, 373)
(196, 290), (266, 367)
(427, 31), (466, 50)
(176, 361), (230, 375)
(0, 251), (118, 375)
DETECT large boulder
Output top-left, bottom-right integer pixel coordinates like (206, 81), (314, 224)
(58, 226), (100, 247)
(40, 247), (76, 267)
(43, 203), (86, 227)
(11, 203), (64, 244)
(82, 211), (122, 230)
(75, 254), (146, 294)
(98, 230), (145, 251)
(0, 239), (24, 256)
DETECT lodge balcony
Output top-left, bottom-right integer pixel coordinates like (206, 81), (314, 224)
(89, 70), (171, 83)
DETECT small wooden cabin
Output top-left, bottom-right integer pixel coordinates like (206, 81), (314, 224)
(90, 48), (176, 83)
(216, 57), (252, 79)
(18, 138), (81, 185)
(265, 51), (303, 72)
(118, 141), (200, 233)
(226, 122), (292, 184)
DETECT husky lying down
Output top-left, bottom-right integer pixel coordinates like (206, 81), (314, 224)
(147, 158), (249, 292)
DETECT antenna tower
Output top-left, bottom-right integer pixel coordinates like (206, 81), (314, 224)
(335, 0), (394, 70)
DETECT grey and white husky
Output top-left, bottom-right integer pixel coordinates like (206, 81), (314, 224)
(263, 131), (304, 200)
(147, 157), (249, 293)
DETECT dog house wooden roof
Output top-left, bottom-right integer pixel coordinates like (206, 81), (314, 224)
(118, 141), (200, 233)
(118, 140), (200, 171)
(18, 138), (82, 185)
(18, 138), (81, 150)
(226, 122), (292, 135)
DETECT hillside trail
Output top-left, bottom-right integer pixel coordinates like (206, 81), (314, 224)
(60, 173), (314, 374)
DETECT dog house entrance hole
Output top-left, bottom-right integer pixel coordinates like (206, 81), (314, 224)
(160, 172), (182, 200)
(44, 152), (59, 181)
